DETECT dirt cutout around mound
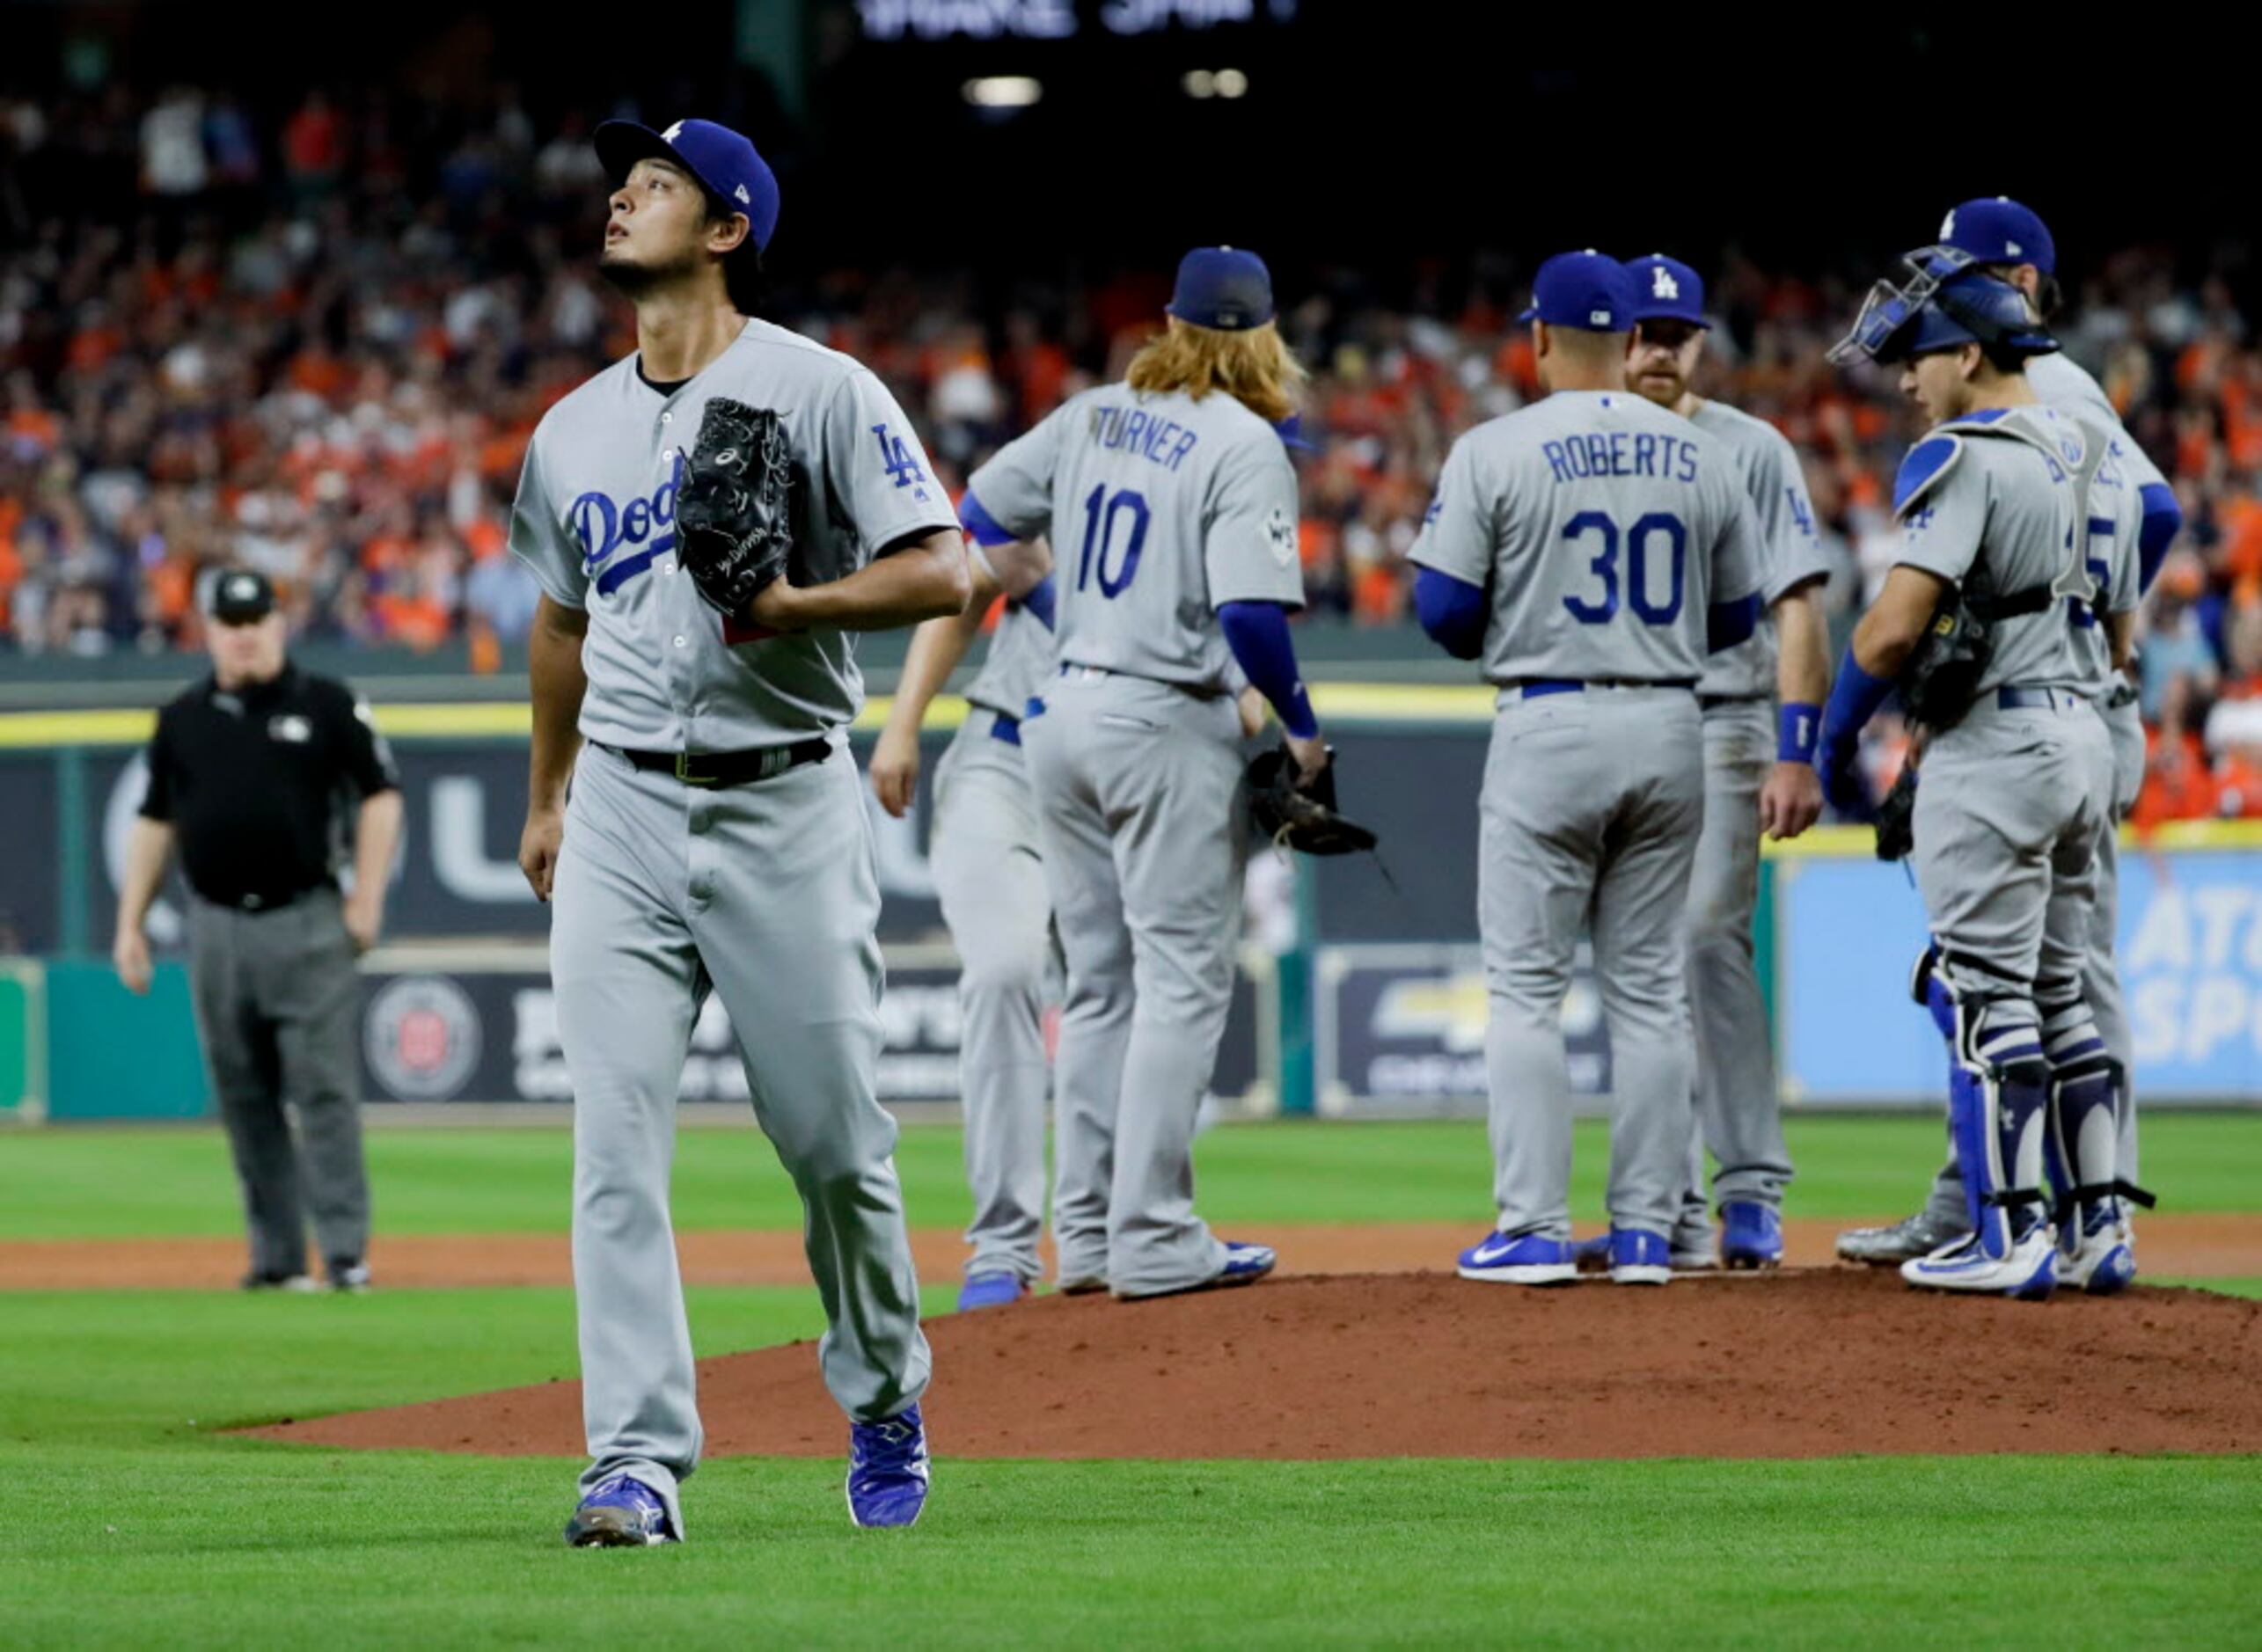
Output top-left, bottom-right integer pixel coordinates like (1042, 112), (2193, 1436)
(11, 1215), (2262, 1290)
(254, 1269), (2262, 1461)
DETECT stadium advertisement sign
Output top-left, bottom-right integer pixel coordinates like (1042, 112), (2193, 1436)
(1776, 849), (2262, 1104)
(1316, 943), (1611, 1115)
(353, 946), (1265, 1109)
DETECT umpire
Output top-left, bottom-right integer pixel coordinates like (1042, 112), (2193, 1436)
(113, 569), (404, 1292)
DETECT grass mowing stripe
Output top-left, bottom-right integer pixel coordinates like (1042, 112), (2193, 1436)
(5, 1113), (2259, 1239)
(0, 1284), (956, 1447)
(0, 1451), (2253, 1649)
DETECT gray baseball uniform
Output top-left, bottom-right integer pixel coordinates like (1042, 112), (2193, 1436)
(930, 598), (1057, 1284)
(1410, 389), (1760, 1243)
(1897, 407), (2134, 1246)
(1917, 363), (2156, 1232)
(510, 317), (956, 1536)
(1673, 400), (1829, 1250)
(965, 383), (1302, 1297)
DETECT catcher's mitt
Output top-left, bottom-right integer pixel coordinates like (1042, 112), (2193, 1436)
(1245, 742), (1379, 857)
(1874, 764), (1918, 862)
(676, 397), (793, 618)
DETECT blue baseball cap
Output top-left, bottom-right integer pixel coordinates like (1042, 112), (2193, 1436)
(1623, 253), (1709, 329)
(1938, 197), (2055, 276)
(1167, 246), (1275, 332)
(595, 117), (781, 252)
(1517, 250), (1636, 331)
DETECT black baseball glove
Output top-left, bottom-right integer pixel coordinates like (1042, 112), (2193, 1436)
(1245, 742), (1379, 856)
(676, 397), (794, 618)
(1874, 764), (1918, 862)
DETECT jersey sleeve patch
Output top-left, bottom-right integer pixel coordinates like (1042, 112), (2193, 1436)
(1893, 435), (1964, 520)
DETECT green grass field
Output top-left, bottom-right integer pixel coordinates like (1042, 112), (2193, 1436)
(3, 1115), (2258, 1649)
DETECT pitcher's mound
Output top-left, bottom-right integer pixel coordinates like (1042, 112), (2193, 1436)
(252, 1270), (2262, 1461)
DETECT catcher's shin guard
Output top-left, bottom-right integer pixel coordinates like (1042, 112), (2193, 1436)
(2040, 1007), (2156, 1254)
(1929, 959), (2051, 1262)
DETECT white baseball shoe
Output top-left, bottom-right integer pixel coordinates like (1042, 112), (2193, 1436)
(1900, 1226), (2057, 1300)
(2059, 1212), (2137, 1297)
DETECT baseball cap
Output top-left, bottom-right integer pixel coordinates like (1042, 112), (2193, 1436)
(1623, 253), (1710, 329)
(595, 117), (781, 252)
(1938, 197), (2055, 276)
(1166, 246), (1275, 332)
(209, 568), (275, 625)
(1517, 250), (1636, 331)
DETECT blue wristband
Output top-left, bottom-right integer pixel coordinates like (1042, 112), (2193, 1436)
(1778, 701), (1821, 765)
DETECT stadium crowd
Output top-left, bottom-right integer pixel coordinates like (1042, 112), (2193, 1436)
(4, 85), (2259, 822)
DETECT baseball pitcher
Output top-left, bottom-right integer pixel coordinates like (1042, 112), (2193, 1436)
(510, 118), (968, 1545)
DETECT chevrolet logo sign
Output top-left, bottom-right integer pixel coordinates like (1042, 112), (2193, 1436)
(1373, 976), (1490, 1053)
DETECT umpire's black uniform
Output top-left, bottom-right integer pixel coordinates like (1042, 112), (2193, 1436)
(136, 573), (400, 1290)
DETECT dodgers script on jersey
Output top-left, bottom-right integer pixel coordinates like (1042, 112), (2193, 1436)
(1410, 390), (1761, 685)
(1894, 405), (2138, 697)
(509, 318), (960, 749)
(964, 384), (1304, 689)
(1690, 400), (1830, 698)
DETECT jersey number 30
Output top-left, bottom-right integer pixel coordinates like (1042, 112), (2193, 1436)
(1561, 510), (1687, 626)
(1077, 485), (1151, 599)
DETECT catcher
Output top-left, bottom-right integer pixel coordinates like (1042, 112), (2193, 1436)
(509, 116), (967, 1546)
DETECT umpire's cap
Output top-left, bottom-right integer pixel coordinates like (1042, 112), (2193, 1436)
(596, 118), (780, 252)
(209, 568), (276, 625)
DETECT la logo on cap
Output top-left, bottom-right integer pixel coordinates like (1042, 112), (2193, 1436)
(663, 121), (684, 140)
(1651, 266), (1679, 299)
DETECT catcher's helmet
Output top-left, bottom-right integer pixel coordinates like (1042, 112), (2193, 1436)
(1829, 246), (2058, 367)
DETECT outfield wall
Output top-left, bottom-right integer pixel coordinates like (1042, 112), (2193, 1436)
(3, 691), (2256, 1120)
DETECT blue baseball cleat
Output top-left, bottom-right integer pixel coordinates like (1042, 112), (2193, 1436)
(1112, 1241), (1277, 1300)
(956, 1272), (1030, 1311)
(1719, 1202), (1784, 1270)
(1215, 1240), (1277, 1287)
(847, 1405), (931, 1529)
(1458, 1231), (1577, 1285)
(564, 1474), (677, 1547)
(1608, 1228), (1673, 1285)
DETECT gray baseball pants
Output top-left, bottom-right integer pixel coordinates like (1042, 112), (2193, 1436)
(1919, 692), (2135, 1229)
(1481, 686), (1705, 1242)
(1674, 698), (1796, 1250)
(931, 710), (1054, 1284)
(187, 887), (370, 1281)
(1024, 669), (1243, 1298)
(550, 739), (930, 1537)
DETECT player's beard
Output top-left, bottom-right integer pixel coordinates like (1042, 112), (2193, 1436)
(1630, 368), (1683, 410)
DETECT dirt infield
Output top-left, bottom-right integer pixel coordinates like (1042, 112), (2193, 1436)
(253, 1269), (2262, 1460)
(9, 1214), (2262, 1290)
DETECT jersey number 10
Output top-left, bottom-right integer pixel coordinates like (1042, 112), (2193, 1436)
(1560, 510), (1687, 626)
(1077, 485), (1152, 599)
